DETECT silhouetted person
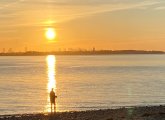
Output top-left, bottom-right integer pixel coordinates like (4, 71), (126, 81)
(50, 88), (57, 113)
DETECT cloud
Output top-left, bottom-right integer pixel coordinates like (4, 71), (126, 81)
(18, 0), (158, 6)
(155, 6), (165, 10)
(0, 0), (161, 29)
(36, 0), (159, 24)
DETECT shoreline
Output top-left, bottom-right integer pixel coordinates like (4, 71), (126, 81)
(0, 50), (164, 56)
(1, 105), (165, 120)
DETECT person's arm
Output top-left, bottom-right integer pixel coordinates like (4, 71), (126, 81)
(55, 93), (57, 98)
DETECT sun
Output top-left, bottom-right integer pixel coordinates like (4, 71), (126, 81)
(45, 28), (56, 40)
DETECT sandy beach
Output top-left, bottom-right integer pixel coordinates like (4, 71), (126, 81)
(1, 105), (165, 120)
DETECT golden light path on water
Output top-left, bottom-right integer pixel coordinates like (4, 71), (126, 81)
(46, 55), (57, 112)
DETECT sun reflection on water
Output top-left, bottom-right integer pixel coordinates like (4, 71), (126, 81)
(46, 55), (57, 112)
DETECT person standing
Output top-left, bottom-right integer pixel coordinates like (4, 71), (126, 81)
(50, 88), (57, 113)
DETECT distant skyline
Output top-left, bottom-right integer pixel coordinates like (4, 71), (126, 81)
(1, 0), (165, 51)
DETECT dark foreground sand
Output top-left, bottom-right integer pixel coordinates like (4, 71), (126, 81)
(1, 105), (165, 120)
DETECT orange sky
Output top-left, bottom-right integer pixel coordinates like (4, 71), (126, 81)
(0, 0), (165, 52)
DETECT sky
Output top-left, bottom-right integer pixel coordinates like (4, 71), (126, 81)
(0, 0), (165, 52)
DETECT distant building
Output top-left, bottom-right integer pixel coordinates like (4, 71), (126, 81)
(93, 47), (95, 52)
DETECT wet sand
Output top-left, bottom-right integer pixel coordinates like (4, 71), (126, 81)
(1, 105), (165, 120)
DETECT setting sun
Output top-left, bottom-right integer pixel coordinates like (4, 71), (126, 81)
(45, 28), (56, 40)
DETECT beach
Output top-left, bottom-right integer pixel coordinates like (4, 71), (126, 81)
(1, 105), (165, 120)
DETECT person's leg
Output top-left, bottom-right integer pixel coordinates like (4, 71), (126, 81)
(51, 103), (52, 113)
(54, 102), (56, 113)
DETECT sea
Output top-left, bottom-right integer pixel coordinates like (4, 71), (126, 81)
(0, 55), (165, 115)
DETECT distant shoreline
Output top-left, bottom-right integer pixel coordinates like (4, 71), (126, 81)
(0, 50), (164, 56)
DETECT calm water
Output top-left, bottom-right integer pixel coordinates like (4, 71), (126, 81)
(0, 55), (165, 115)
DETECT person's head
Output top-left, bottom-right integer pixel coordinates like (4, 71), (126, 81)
(51, 88), (54, 91)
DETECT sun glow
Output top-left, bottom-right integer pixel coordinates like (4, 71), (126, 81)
(46, 55), (56, 92)
(45, 28), (56, 40)
(45, 55), (58, 112)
